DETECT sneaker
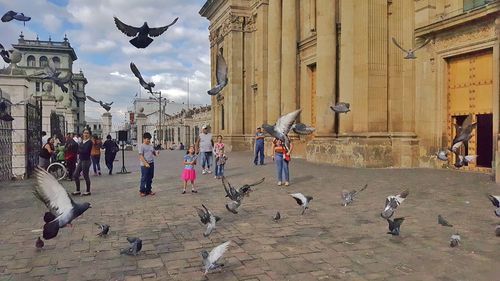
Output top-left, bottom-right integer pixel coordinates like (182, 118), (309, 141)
(277, 182), (282, 186)
(207, 170), (212, 174)
(140, 192), (147, 197)
(284, 182), (290, 186)
(202, 170), (207, 175)
(182, 190), (186, 194)
(82, 192), (91, 196)
(191, 190), (198, 193)
(214, 176), (218, 179)
(98, 172), (102, 176)
(148, 192), (156, 196)
(72, 191), (81, 195)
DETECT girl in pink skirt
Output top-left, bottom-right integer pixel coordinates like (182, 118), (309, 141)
(181, 145), (198, 194)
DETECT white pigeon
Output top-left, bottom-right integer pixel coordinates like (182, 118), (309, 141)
(341, 184), (368, 206)
(201, 241), (231, 275)
(381, 189), (409, 219)
(450, 234), (461, 247)
(262, 109), (302, 153)
(290, 193), (313, 215)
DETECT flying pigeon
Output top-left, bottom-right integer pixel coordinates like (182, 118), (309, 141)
(436, 149), (449, 161)
(201, 241), (230, 275)
(0, 100), (14, 122)
(341, 184), (368, 206)
(291, 122), (315, 135)
(273, 211), (281, 222)
(290, 193), (313, 215)
(42, 63), (73, 93)
(438, 215), (453, 227)
(195, 204), (221, 237)
(1, 11), (31, 26)
(120, 237), (142, 256)
(391, 37), (431, 59)
(451, 116), (476, 152)
(487, 195), (500, 217)
(381, 189), (409, 219)
(387, 217), (405, 236)
(262, 109), (301, 153)
(225, 200), (241, 214)
(114, 16), (178, 49)
(330, 102), (350, 114)
(0, 43), (11, 63)
(237, 177), (265, 197)
(495, 225), (500, 237)
(86, 96), (113, 112)
(453, 153), (477, 168)
(130, 62), (155, 94)
(33, 168), (91, 240)
(95, 223), (110, 236)
(207, 51), (228, 96)
(35, 237), (44, 249)
(222, 176), (243, 202)
(450, 234), (460, 247)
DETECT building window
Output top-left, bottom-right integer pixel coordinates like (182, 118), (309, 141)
(93, 125), (97, 130)
(27, 55), (36, 67)
(464, 0), (488, 11)
(99, 124), (101, 129)
(221, 105), (225, 130)
(36, 82), (40, 92)
(39, 56), (48, 67)
(52, 57), (61, 68)
(76, 100), (79, 107)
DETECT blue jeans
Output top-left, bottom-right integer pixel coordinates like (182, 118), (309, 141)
(275, 153), (289, 182)
(140, 162), (154, 193)
(201, 152), (213, 169)
(254, 143), (264, 165)
(91, 155), (101, 174)
(215, 164), (225, 177)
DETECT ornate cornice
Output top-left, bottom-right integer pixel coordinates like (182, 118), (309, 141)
(209, 13), (254, 47)
(433, 20), (495, 51)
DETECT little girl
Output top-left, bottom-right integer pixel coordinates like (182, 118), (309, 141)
(181, 145), (198, 194)
(214, 135), (227, 179)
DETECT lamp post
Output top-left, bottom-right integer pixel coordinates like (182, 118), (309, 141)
(150, 91), (171, 148)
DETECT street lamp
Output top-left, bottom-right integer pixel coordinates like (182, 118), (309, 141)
(150, 91), (171, 147)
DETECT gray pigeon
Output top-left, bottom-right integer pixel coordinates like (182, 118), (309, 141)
(87, 96), (113, 112)
(451, 115), (476, 152)
(487, 195), (500, 217)
(42, 63), (73, 93)
(201, 241), (230, 275)
(273, 211), (281, 222)
(195, 204), (221, 237)
(225, 200), (241, 214)
(237, 177), (265, 197)
(387, 217), (405, 236)
(291, 122), (315, 135)
(438, 215), (453, 227)
(330, 102), (350, 113)
(120, 237), (142, 255)
(33, 168), (91, 240)
(450, 234), (460, 247)
(290, 193), (313, 215)
(0, 100), (14, 122)
(495, 225), (500, 237)
(207, 51), (228, 96)
(381, 189), (409, 219)
(436, 149), (449, 161)
(453, 152), (477, 168)
(391, 37), (431, 59)
(2, 11), (31, 26)
(222, 177), (243, 202)
(130, 62), (155, 94)
(114, 16), (178, 49)
(262, 109), (301, 153)
(341, 184), (368, 206)
(0, 43), (11, 63)
(35, 236), (44, 249)
(95, 223), (110, 236)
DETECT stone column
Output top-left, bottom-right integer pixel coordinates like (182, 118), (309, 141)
(135, 111), (146, 147)
(315, 0), (336, 135)
(102, 112), (112, 138)
(42, 95), (56, 135)
(266, 0), (281, 123)
(280, 0), (297, 114)
(254, 1), (269, 128)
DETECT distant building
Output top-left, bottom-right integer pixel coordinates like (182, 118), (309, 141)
(85, 116), (103, 137)
(165, 105), (211, 148)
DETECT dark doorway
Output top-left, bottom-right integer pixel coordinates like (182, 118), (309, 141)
(476, 114), (492, 168)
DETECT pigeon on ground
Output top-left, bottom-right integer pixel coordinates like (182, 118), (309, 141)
(130, 62), (155, 94)
(436, 149), (449, 161)
(1, 11), (31, 26)
(42, 63), (73, 93)
(290, 193), (313, 215)
(450, 234), (460, 247)
(273, 211), (281, 222)
(391, 37), (431, 59)
(330, 102), (350, 113)
(341, 184), (368, 206)
(262, 109), (301, 153)
(487, 195), (500, 217)
(387, 217), (405, 236)
(95, 223), (110, 236)
(0, 43), (11, 63)
(495, 225), (500, 237)
(114, 16), (178, 49)
(438, 215), (453, 227)
(291, 122), (315, 135)
(35, 237), (44, 249)
(381, 189), (409, 219)
(237, 177), (265, 197)
(120, 237), (142, 255)
(207, 51), (228, 96)
(86, 96), (113, 112)
(201, 241), (230, 275)
(0, 100), (14, 122)
(33, 168), (91, 240)
(195, 204), (221, 237)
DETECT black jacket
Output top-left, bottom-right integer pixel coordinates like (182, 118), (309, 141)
(78, 140), (93, 161)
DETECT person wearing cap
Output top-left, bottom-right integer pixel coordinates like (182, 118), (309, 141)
(254, 127), (265, 165)
(196, 125), (214, 175)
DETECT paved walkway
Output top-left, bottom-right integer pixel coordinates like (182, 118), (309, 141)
(0, 150), (499, 281)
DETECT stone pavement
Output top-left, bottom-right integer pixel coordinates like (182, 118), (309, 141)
(0, 150), (499, 281)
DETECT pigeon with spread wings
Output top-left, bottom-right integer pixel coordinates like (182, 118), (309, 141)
(1, 11), (31, 26)
(202, 241), (231, 275)
(130, 62), (155, 94)
(86, 95), (113, 112)
(42, 63), (73, 93)
(114, 16), (178, 49)
(207, 51), (228, 96)
(392, 37), (431, 59)
(262, 109), (302, 153)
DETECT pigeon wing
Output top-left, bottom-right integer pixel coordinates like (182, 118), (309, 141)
(412, 38), (431, 52)
(208, 241), (230, 265)
(148, 17), (179, 37)
(247, 177), (265, 187)
(114, 16), (140, 37)
(353, 184), (368, 197)
(488, 195), (500, 208)
(130, 62), (149, 86)
(215, 52), (228, 85)
(33, 168), (73, 218)
(86, 95), (100, 104)
(1, 11), (17, 22)
(391, 37), (408, 53)
(194, 206), (209, 224)
(13, 13), (31, 21)
(290, 193), (307, 206)
(275, 109), (302, 136)
(58, 72), (72, 84)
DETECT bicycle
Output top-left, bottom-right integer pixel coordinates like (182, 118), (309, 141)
(47, 160), (67, 181)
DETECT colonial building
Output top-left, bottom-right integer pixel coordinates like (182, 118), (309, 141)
(200, 0), (500, 181)
(85, 116), (103, 137)
(165, 105), (212, 148)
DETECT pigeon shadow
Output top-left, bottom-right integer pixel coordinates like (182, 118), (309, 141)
(290, 175), (315, 185)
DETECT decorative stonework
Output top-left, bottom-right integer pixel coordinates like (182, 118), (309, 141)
(433, 21), (495, 51)
(209, 13), (253, 46)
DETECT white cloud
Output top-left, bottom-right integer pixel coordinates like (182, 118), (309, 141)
(42, 14), (63, 33)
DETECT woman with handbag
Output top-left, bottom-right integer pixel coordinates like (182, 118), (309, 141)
(271, 138), (292, 186)
(102, 135), (119, 175)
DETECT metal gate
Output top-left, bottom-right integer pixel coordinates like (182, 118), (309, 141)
(26, 102), (42, 177)
(0, 100), (12, 180)
(50, 112), (66, 142)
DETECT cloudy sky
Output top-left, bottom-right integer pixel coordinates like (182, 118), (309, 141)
(0, 0), (211, 122)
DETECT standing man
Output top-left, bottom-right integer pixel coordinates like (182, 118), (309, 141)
(102, 135), (119, 175)
(254, 127), (265, 165)
(139, 132), (158, 197)
(64, 133), (78, 181)
(196, 125), (214, 175)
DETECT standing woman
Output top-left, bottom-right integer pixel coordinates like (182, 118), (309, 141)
(39, 137), (54, 170)
(91, 135), (102, 176)
(73, 129), (93, 196)
(271, 138), (292, 187)
(102, 135), (119, 175)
